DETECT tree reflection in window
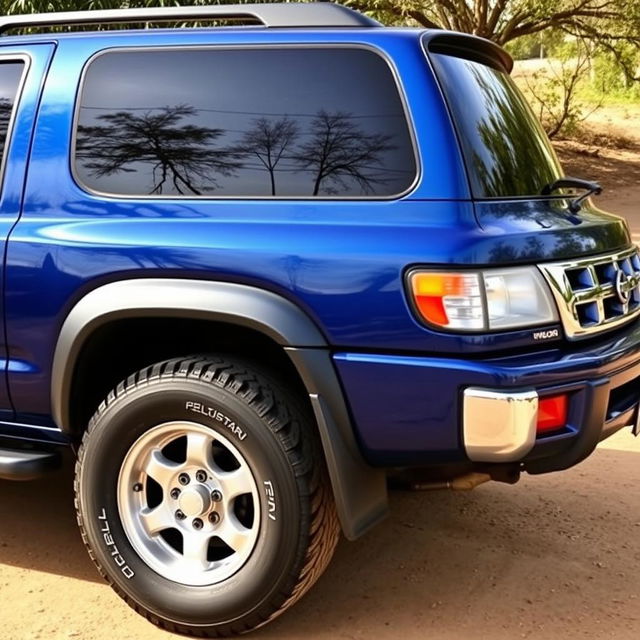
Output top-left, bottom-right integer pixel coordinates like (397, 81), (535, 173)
(469, 67), (560, 198)
(292, 110), (396, 196)
(76, 105), (244, 195)
(0, 62), (24, 166)
(430, 52), (562, 198)
(238, 117), (298, 196)
(0, 98), (13, 148)
(77, 107), (398, 197)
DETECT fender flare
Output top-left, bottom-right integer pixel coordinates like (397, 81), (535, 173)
(51, 279), (388, 539)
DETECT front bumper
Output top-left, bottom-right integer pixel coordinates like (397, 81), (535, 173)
(333, 319), (640, 471)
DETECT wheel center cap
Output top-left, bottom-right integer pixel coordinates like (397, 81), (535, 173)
(177, 484), (211, 517)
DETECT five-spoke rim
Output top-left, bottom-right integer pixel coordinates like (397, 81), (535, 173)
(117, 421), (260, 586)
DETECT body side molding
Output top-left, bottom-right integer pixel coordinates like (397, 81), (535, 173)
(51, 278), (387, 539)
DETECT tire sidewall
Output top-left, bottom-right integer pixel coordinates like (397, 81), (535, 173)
(78, 378), (305, 627)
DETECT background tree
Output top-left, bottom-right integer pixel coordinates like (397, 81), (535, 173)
(76, 105), (243, 195)
(344, 1), (636, 46)
(516, 39), (603, 137)
(238, 117), (298, 196)
(343, 1), (640, 83)
(292, 110), (395, 196)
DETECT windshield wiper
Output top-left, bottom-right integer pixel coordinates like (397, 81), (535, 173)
(541, 177), (602, 214)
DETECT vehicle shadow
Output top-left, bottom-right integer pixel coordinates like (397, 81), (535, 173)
(0, 443), (639, 638)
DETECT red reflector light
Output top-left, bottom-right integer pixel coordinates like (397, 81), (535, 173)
(537, 395), (568, 433)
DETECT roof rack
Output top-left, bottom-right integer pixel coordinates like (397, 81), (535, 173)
(0, 2), (381, 35)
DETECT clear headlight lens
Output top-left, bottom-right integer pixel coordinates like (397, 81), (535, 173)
(410, 267), (558, 332)
(484, 268), (558, 329)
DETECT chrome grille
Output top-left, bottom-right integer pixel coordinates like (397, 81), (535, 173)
(539, 246), (640, 340)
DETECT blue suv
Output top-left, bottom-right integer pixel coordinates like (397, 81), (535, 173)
(0, 2), (638, 636)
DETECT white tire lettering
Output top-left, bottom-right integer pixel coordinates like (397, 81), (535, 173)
(263, 480), (277, 521)
(97, 508), (135, 579)
(185, 402), (247, 440)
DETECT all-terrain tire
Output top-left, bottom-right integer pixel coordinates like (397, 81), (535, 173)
(74, 355), (340, 636)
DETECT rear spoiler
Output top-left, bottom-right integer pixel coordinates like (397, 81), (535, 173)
(422, 31), (513, 74)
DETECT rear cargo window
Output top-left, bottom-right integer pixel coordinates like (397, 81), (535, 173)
(0, 61), (25, 171)
(428, 50), (562, 199)
(74, 47), (417, 198)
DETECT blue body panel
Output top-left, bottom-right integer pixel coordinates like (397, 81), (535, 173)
(0, 27), (636, 461)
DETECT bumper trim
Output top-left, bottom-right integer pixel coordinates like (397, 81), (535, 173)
(463, 388), (538, 462)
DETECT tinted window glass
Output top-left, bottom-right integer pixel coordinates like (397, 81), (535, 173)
(0, 61), (24, 168)
(75, 48), (416, 198)
(430, 52), (562, 198)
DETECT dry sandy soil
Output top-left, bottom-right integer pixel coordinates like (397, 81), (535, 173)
(1, 125), (640, 640)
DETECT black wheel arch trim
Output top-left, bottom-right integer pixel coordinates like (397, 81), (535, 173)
(285, 347), (388, 540)
(51, 278), (388, 540)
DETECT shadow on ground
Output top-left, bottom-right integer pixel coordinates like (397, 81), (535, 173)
(556, 141), (640, 193)
(1, 441), (639, 638)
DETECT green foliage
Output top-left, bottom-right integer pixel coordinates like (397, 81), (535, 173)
(590, 48), (640, 98)
(517, 71), (581, 138)
(6, 1), (192, 10)
(505, 30), (565, 61)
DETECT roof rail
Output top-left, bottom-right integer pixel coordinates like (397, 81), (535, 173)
(0, 2), (381, 35)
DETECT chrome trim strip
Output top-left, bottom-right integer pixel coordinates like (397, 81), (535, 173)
(0, 421), (61, 432)
(463, 388), (538, 462)
(539, 246), (640, 340)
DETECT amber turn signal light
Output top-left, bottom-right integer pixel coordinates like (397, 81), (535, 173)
(409, 272), (483, 330)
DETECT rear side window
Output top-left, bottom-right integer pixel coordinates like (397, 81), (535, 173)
(0, 61), (25, 169)
(428, 50), (562, 198)
(74, 48), (416, 198)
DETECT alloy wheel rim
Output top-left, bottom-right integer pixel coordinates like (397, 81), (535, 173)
(117, 421), (260, 586)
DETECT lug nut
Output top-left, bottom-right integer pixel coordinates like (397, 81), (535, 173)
(178, 473), (190, 486)
(208, 512), (220, 525)
(170, 488), (181, 500)
(133, 482), (143, 492)
(175, 509), (186, 521)
(192, 518), (204, 530)
(211, 490), (222, 502)
(195, 469), (208, 483)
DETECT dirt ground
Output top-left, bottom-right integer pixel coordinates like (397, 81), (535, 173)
(555, 139), (640, 228)
(1, 128), (640, 640)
